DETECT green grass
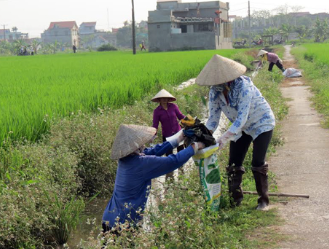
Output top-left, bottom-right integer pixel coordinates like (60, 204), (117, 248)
(0, 48), (286, 248)
(292, 44), (329, 128)
(0, 50), (245, 143)
(77, 54), (288, 249)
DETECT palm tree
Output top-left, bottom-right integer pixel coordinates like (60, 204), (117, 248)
(13, 39), (27, 54)
(295, 25), (308, 43)
(11, 26), (18, 32)
(313, 18), (329, 42)
(31, 39), (41, 54)
(279, 24), (293, 42)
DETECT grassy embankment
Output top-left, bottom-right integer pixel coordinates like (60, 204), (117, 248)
(292, 43), (329, 128)
(77, 51), (289, 249)
(0, 49), (288, 248)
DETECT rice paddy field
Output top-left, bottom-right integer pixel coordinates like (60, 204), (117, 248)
(292, 43), (329, 127)
(301, 43), (329, 64)
(0, 50), (243, 143)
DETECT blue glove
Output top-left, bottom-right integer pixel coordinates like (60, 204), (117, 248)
(183, 129), (195, 137)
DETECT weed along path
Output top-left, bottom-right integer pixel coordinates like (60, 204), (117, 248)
(269, 45), (329, 248)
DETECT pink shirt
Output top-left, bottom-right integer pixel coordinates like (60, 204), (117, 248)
(266, 52), (280, 63)
(152, 103), (185, 137)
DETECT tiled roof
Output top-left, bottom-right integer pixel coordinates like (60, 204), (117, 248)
(81, 22), (96, 26)
(48, 21), (78, 30)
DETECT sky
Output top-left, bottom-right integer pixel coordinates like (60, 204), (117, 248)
(0, 0), (328, 38)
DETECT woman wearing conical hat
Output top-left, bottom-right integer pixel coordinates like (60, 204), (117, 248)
(257, 49), (285, 72)
(102, 124), (204, 232)
(151, 89), (186, 180)
(196, 55), (275, 211)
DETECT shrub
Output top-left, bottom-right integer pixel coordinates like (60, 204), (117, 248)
(97, 44), (117, 51)
(0, 142), (81, 248)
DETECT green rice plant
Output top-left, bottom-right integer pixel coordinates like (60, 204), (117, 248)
(0, 50), (242, 144)
(43, 189), (85, 245)
(292, 44), (329, 127)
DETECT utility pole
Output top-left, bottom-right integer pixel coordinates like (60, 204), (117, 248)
(107, 9), (110, 31)
(131, 0), (136, 55)
(248, 1), (251, 48)
(2, 24), (7, 42)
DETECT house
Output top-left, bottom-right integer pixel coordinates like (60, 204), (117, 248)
(80, 31), (117, 49)
(79, 22), (96, 35)
(148, 0), (232, 52)
(41, 21), (79, 46)
(0, 29), (28, 41)
(79, 22), (117, 49)
(0, 29), (10, 41)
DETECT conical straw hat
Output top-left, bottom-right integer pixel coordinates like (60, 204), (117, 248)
(111, 124), (156, 160)
(196, 54), (247, 86)
(151, 89), (176, 102)
(257, 49), (268, 57)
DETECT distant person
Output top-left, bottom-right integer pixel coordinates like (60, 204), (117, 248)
(72, 45), (77, 53)
(152, 89), (186, 181)
(30, 46), (34, 55)
(140, 40), (146, 51)
(257, 50), (285, 72)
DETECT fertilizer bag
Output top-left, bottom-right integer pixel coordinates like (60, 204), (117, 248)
(193, 144), (221, 211)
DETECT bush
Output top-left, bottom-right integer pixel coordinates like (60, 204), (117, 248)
(97, 44), (117, 52)
(0, 142), (81, 248)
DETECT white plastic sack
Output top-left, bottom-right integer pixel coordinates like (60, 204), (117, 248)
(283, 68), (302, 78)
(193, 144), (221, 211)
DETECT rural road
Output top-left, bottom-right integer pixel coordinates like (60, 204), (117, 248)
(269, 45), (329, 248)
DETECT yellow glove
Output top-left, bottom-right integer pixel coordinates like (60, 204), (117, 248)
(180, 114), (195, 127)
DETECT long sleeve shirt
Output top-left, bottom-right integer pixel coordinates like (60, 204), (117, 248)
(206, 76), (275, 141)
(266, 52), (280, 63)
(152, 103), (185, 138)
(102, 141), (195, 228)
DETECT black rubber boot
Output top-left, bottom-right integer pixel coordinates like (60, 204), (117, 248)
(252, 164), (270, 210)
(226, 165), (245, 207)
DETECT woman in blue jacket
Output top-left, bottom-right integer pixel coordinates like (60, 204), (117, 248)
(102, 124), (204, 232)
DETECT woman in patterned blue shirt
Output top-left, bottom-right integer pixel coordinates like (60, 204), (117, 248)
(196, 55), (275, 210)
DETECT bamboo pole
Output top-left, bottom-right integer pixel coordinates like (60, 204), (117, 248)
(243, 191), (309, 198)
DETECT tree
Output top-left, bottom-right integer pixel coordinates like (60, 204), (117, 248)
(263, 27), (279, 36)
(279, 24), (294, 42)
(13, 39), (26, 54)
(116, 24), (132, 48)
(252, 10), (271, 27)
(11, 26), (18, 32)
(0, 40), (11, 55)
(313, 18), (329, 42)
(31, 39), (41, 54)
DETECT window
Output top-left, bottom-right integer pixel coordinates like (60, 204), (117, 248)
(197, 24), (209, 32)
(180, 25), (187, 33)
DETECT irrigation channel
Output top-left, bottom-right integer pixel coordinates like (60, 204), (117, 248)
(67, 78), (228, 248)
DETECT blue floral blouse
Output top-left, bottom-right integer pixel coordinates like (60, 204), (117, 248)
(206, 76), (275, 141)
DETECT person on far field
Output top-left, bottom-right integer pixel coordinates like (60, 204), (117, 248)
(257, 49), (285, 72)
(141, 40), (146, 51)
(152, 89), (186, 181)
(102, 124), (204, 233)
(196, 54), (276, 211)
(72, 45), (77, 53)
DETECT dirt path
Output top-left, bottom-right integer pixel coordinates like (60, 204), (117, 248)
(269, 45), (329, 248)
